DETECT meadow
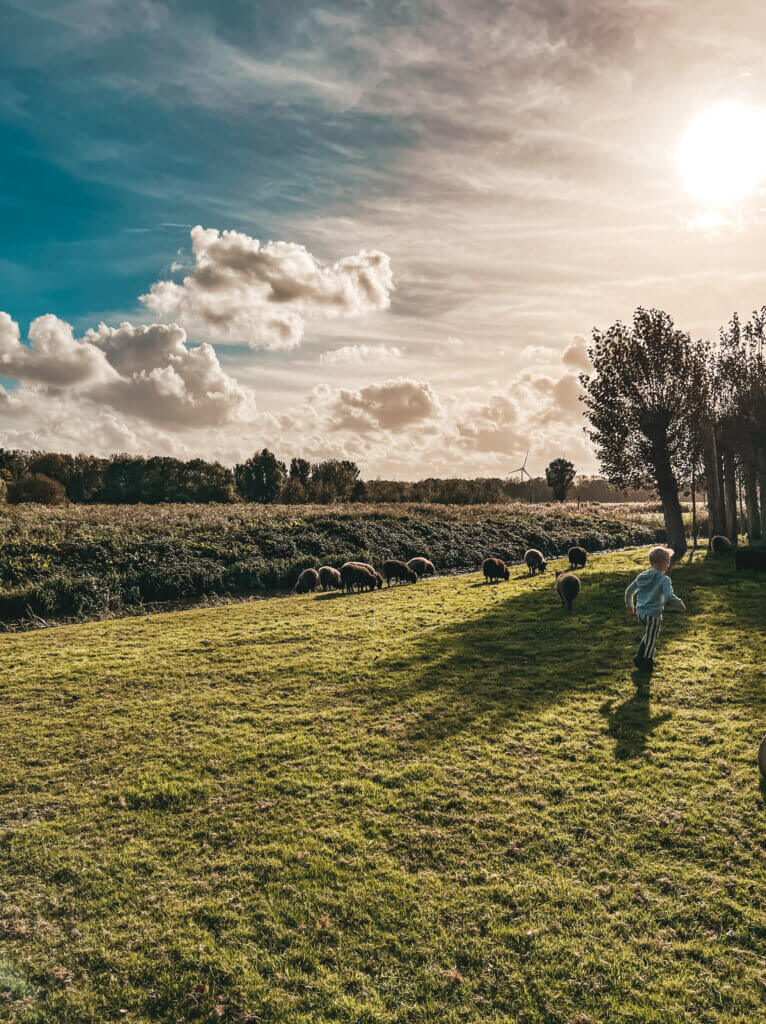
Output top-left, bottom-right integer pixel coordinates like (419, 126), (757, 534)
(0, 543), (763, 1023)
(0, 502), (664, 627)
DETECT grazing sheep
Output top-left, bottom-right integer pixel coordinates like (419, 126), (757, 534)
(568, 546), (587, 570)
(383, 559), (418, 586)
(759, 734), (766, 780)
(295, 568), (319, 594)
(734, 546), (766, 572)
(555, 570), (581, 610)
(407, 557), (435, 578)
(482, 556), (509, 583)
(340, 562), (378, 593)
(318, 566), (342, 591)
(349, 561), (383, 589)
(711, 535), (732, 555)
(524, 549), (547, 576)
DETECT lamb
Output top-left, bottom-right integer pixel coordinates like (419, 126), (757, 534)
(568, 546), (587, 569)
(711, 535), (732, 555)
(482, 556), (509, 583)
(524, 549), (547, 575)
(555, 570), (581, 610)
(407, 557), (435, 578)
(759, 733), (766, 780)
(383, 559), (418, 586)
(295, 568), (320, 594)
(318, 565), (342, 591)
(340, 562), (378, 593)
(734, 546), (766, 572)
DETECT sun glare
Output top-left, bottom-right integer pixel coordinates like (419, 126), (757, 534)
(678, 101), (766, 203)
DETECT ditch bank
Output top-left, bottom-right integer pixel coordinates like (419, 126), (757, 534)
(0, 502), (666, 629)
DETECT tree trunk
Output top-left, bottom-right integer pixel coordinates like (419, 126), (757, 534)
(703, 425), (726, 537)
(744, 467), (762, 541)
(650, 452), (685, 558)
(722, 448), (739, 545)
(691, 462), (698, 548)
(760, 470), (766, 538)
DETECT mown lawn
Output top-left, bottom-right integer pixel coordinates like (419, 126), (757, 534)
(0, 545), (763, 1024)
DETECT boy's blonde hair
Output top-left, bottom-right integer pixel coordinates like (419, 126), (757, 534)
(649, 546), (673, 568)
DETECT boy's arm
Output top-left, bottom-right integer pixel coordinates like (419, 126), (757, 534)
(662, 575), (686, 611)
(624, 578), (639, 611)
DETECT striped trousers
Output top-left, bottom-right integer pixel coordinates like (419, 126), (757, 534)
(637, 614), (663, 660)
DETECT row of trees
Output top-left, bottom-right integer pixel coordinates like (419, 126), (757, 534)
(581, 306), (766, 555)
(0, 446), (653, 507)
(0, 450), (366, 506)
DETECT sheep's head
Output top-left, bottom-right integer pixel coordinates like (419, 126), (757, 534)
(503, 567), (510, 580)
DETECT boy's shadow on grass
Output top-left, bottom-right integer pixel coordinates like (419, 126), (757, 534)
(358, 558), (727, 754)
(600, 678), (672, 760)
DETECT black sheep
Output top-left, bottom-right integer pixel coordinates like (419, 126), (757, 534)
(340, 562), (378, 593)
(734, 547), (766, 572)
(318, 566), (342, 590)
(295, 568), (319, 594)
(711, 535), (732, 555)
(383, 559), (418, 585)
(482, 557), (509, 583)
(555, 570), (581, 610)
(407, 557), (435, 578)
(568, 546), (587, 569)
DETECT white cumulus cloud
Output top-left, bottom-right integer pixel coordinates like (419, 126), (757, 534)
(141, 225), (394, 350)
(0, 313), (254, 432)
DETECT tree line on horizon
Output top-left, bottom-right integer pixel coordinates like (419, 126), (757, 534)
(580, 305), (766, 555)
(0, 447), (655, 508)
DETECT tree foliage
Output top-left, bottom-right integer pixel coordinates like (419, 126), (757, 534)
(234, 449), (286, 504)
(580, 308), (708, 554)
(545, 458), (576, 501)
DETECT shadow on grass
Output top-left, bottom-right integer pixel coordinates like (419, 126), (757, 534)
(600, 681), (672, 760)
(360, 553), (751, 755)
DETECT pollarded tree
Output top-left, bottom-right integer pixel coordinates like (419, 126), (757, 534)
(580, 308), (707, 556)
(545, 458), (576, 501)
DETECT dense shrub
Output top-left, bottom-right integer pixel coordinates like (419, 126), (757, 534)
(8, 473), (67, 506)
(0, 502), (665, 626)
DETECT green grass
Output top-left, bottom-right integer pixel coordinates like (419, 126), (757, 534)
(0, 545), (763, 1023)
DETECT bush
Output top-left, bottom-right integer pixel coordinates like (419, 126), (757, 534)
(8, 474), (67, 506)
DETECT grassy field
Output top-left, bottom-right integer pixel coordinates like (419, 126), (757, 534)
(0, 544), (763, 1023)
(0, 502), (664, 626)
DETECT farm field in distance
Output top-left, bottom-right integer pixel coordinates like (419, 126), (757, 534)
(0, 543), (763, 1023)
(0, 501), (665, 627)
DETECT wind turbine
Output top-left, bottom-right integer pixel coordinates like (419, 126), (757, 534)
(510, 450), (531, 482)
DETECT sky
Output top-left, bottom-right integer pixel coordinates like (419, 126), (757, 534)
(2, 0), (766, 479)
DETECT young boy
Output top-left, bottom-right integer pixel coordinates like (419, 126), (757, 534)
(625, 546), (686, 672)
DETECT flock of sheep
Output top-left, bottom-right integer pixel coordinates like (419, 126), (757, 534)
(295, 546), (590, 610)
(295, 556), (435, 594)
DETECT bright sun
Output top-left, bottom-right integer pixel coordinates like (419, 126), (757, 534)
(678, 101), (766, 203)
